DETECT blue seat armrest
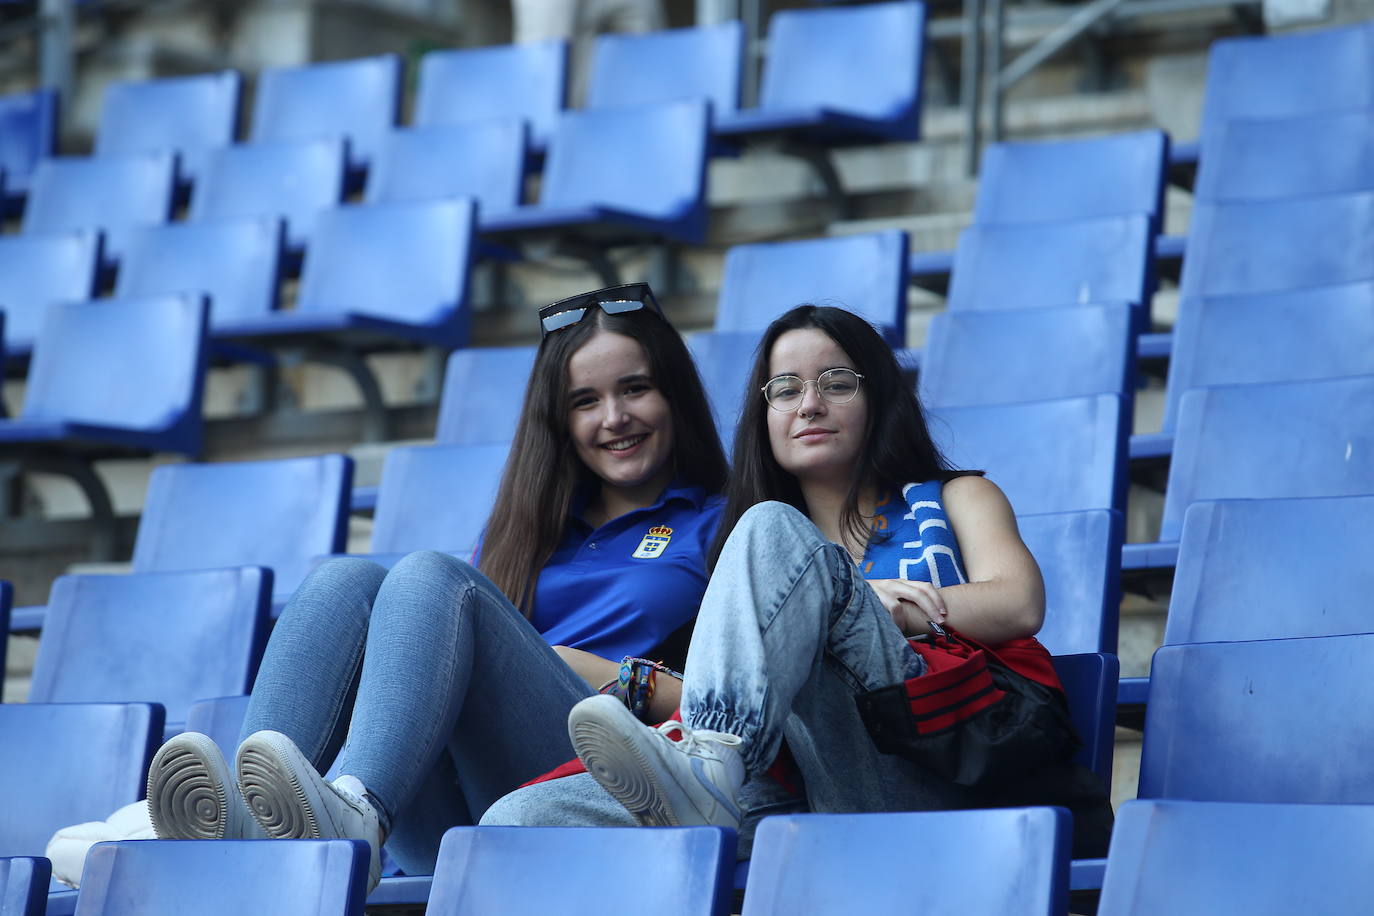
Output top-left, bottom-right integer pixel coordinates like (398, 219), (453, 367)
(1154, 234), (1186, 261)
(9, 604), (46, 632)
(1070, 857), (1107, 891)
(1117, 676), (1148, 706)
(1136, 331), (1171, 360)
(908, 249), (954, 278)
(1129, 432), (1173, 461)
(1122, 541), (1178, 571)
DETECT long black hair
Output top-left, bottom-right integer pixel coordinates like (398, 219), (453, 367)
(481, 305), (728, 614)
(709, 304), (966, 567)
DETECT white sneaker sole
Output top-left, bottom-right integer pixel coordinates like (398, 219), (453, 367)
(569, 695), (686, 827)
(147, 732), (245, 840)
(236, 731), (325, 840)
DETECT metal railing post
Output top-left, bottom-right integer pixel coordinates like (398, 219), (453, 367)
(961, 0), (985, 177)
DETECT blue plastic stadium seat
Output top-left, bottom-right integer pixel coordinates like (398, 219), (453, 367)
(1195, 108), (1374, 203)
(184, 695), (251, 761)
(190, 138), (345, 254)
(689, 330), (762, 456)
(741, 809), (1069, 915)
(429, 826), (734, 915)
(77, 840), (369, 916)
(0, 703), (162, 860)
(1098, 799), (1374, 916)
(94, 71), (240, 191)
(28, 568), (270, 738)
(0, 87), (57, 205)
(0, 582), (9, 668)
(0, 856), (49, 916)
(587, 22), (743, 122)
(0, 230), (100, 360)
(415, 41), (565, 153)
(1019, 510), (1122, 656)
(920, 303), (1135, 409)
(364, 122), (525, 223)
(435, 346), (538, 445)
(250, 54), (401, 179)
(1051, 653), (1118, 784)
(370, 443), (510, 558)
(21, 152), (175, 266)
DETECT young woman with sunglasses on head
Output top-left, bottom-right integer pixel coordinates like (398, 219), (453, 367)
(482, 304), (1113, 858)
(139, 284), (729, 888)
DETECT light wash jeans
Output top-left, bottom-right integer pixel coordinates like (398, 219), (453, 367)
(241, 550), (593, 874)
(482, 501), (981, 851)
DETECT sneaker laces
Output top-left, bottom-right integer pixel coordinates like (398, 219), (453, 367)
(653, 720), (743, 754)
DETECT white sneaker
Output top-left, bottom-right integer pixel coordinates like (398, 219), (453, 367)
(146, 732), (268, 840)
(568, 694), (746, 830)
(236, 730), (384, 892)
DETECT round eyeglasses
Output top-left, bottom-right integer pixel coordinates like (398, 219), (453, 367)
(761, 368), (865, 411)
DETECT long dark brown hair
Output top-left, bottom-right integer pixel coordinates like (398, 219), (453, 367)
(480, 306), (728, 614)
(709, 304), (967, 567)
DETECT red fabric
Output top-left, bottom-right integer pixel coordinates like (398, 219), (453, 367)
(903, 646), (1005, 735)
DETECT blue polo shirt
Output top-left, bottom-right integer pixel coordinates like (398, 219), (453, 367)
(527, 481), (725, 663)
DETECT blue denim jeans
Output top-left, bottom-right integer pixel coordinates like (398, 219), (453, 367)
(241, 550), (593, 874)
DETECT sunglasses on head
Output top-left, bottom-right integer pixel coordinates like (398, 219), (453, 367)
(538, 283), (665, 338)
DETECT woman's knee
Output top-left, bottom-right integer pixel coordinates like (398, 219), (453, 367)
(727, 501), (827, 556)
(386, 550), (482, 590)
(283, 557), (389, 626)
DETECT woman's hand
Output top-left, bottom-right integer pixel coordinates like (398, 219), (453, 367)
(868, 578), (947, 636)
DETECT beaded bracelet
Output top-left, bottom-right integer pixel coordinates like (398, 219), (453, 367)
(597, 657), (683, 721)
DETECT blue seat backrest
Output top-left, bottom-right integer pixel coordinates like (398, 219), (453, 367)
(1161, 374), (1374, 541)
(29, 568), (270, 734)
(974, 130), (1168, 233)
(364, 122), (525, 218)
(741, 808), (1069, 915)
(77, 839), (369, 916)
(190, 138), (345, 252)
(371, 443), (511, 556)
(1098, 799), (1374, 916)
(758, 1), (927, 140)
(0, 87), (57, 197)
(1019, 510), (1121, 656)
(295, 198), (476, 347)
(587, 22), (743, 119)
(1141, 634), (1374, 803)
(250, 54), (401, 174)
(713, 231), (909, 345)
(1165, 495), (1374, 646)
(1195, 108), (1374, 203)
(0, 582), (9, 672)
(18, 294), (208, 454)
(920, 303), (1135, 409)
(928, 394), (1128, 516)
(94, 71), (241, 187)
(0, 230), (100, 352)
(689, 330), (763, 457)
(429, 825), (734, 916)
(116, 218), (283, 331)
(184, 695), (251, 761)
(22, 153), (175, 263)
(946, 215), (1152, 313)
(0, 702), (162, 858)
(416, 41), (566, 152)
(436, 346), (538, 445)
(1051, 652), (1118, 781)
(1163, 280), (1374, 433)
(0, 856), (50, 916)
(132, 455), (353, 602)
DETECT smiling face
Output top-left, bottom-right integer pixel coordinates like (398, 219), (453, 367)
(566, 329), (676, 506)
(764, 327), (869, 489)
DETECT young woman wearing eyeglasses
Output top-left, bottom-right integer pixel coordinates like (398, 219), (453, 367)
(482, 304), (1113, 859)
(139, 285), (729, 888)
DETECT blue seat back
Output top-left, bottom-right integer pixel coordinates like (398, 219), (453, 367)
(116, 218), (282, 330)
(372, 443), (510, 556)
(250, 54), (400, 175)
(94, 71), (240, 187)
(185, 695), (252, 761)
(19, 294), (208, 454)
(929, 395), (1128, 515)
(436, 346), (538, 444)
(540, 100), (710, 243)
(0, 702), (162, 858)
(1161, 374), (1374, 541)
(588, 22), (743, 119)
(0, 582), (9, 672)
(296, 199), (475, 346)
(429, 825), (733, 915)
(1099, 799), (1374, 916)
(921, 303), (1135, 409)
(758, 1), (927, 140)
(1020, 510), (1121, 656)
(742, 809), (1069, 915)
(947, 215), (1152, 313)
(1163, 280), (1374, 433)
(190, 138), (345, 251)
(1165, 495), (1374, 646)
(689, 330), (762, 457)
(713, 231), (909, 345)
(1051, 652), (1118, 782)
(22, 153), (175, 263)
(0, 856), (49, 916)
(132, 455), (352, 602)
(1196, 108), (1374, 203)
(1141, 634), (1374, 803)
(416, 41), (566, 151)
(364, 122), (525, 219)
(29, 568), (270, 734)
(77, 840), (369, 915)
(0, 230), (100, 352)
(974, 130), (1168, 232)
(0, 87), (56, 198)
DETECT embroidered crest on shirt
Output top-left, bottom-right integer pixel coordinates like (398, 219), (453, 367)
(631, 525), (673, 559)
